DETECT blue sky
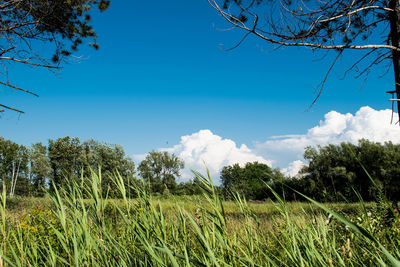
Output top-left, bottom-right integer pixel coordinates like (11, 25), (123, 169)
(1, 0), (398, 179)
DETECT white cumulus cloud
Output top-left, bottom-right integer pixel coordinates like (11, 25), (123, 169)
(256, 106), (400, 176)
(161, 129), (271, 182)
(134, 106), (400, 181)
(281, 160), (305, 177)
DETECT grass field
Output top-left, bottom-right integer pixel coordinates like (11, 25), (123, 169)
(0, 171), (399, 266)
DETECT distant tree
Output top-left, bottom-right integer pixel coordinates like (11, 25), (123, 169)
(209, 0), (400, 121)
(48, 136), (82, 190)
(81, 140), (136, 197)
(301, 143), (358, 201)
(138, 151), (184, 194)
(221, 162), (284, 200)
(379, 141), (400, 200)
(0, 136), (140, 197)
(29, 142), (51, 196)
(220, 163), (243, 197)
(0, 0), (110, 114)
(173, 179), (203, 196)
(0, 137), (29, 196)
(300, 140), (400, 201)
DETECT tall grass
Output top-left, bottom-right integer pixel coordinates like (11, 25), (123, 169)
(0, 169), (399, 266)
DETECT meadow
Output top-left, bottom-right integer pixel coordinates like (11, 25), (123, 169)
(0, 171), (399, 266)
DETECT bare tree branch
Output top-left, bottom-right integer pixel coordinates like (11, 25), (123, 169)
(306, 50), (342, 111)
(0, 104), (24, 113)
(0, 81), (38, 96)
(209, 0), (400, 52)
(0, 57), (61, 69)
(318, 6), (394, 24)
(209, 0), (400, 118)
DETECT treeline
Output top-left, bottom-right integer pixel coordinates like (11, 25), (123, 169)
(221, 139), (400, 202)
(300, 140), (400, 202)
(0, 136), (200, 197)
(1, 137), (400, 202)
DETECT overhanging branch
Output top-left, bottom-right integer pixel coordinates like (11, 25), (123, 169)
(209, 0), (400, 52)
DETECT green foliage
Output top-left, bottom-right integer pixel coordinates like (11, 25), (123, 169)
(3, 136), (400, 203)
(220, 161), (284, 200)
(48, 136), (83, 190)
(0, 0), (110, 114)
(0, 136), (137, 197)
(0, 137), (30, 196)
(173, 178), (203, 196)
(81, 139), (136, 198)
(30, 142), (51, 195)
(300, 140), (400, 201)
(47, 136), (137, 197)
(0, 171), (399, 266)
(138, 151), (184, 194)
(4, 0), (111, 60)
(20, 204), (62, 251)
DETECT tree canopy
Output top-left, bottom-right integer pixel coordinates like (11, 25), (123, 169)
(0, 136), (136, 197)
(219, 141), (400, 202)
(0, 0), (110, 114)
(220, 162), (284, 200)
(2, 136), (400, 202)
(138, 151), (184, 194)
(29, 142), (51, 196)
(300, 139), (400, 201)
(0, 137), (29, 196)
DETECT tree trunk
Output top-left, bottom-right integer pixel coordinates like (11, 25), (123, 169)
(11, 158), (21, 196)
(10, 161), (15, 196)
(389, 0), (400, 124)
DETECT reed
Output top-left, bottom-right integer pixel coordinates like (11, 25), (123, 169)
(0, 169), (399, 266)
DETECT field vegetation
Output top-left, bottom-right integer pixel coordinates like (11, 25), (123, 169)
(0, 170), (399, 266)
(1, 137), (400, 265)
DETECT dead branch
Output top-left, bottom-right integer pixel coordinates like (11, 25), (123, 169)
(209, 0), (400, 52)
(306, 50), (343, 111)
(0, 104), (24, 113)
